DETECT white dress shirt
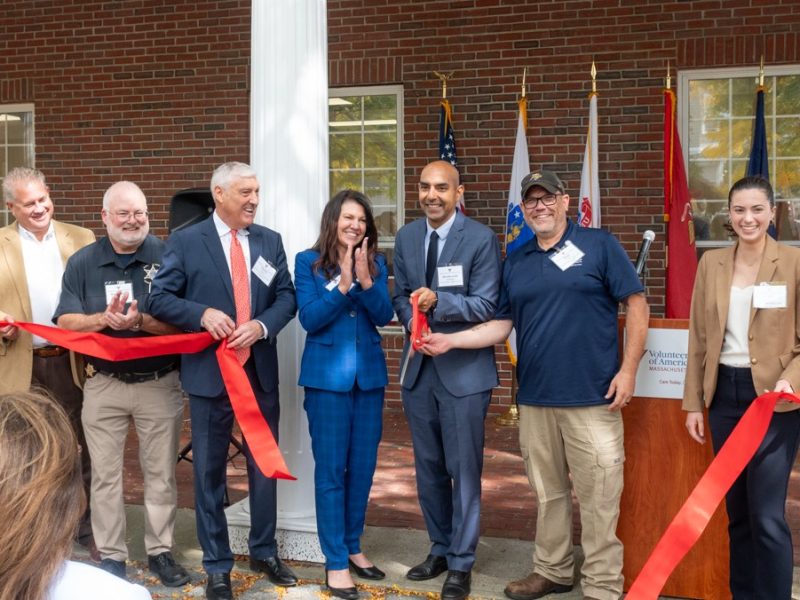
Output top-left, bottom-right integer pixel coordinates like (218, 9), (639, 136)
(211, 211), (267, 338)
(19, 222), (64, 347)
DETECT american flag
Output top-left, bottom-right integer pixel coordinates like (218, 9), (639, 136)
(439, 99), (465, 212)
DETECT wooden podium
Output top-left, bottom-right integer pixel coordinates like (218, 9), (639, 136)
(618, 318), (730, 599)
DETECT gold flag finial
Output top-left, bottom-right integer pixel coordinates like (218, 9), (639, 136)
(433, 71), (453, 99)
(666, 61), (671, 90)
(759, 55), (765, 87)
(591, 60), (597, 94)
(521, 67), (527, 98)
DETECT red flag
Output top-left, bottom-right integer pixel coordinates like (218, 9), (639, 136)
(664, 89), (698, 318)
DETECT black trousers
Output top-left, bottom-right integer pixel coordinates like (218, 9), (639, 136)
(708, 364), (800, 600)
(32, 352), (93, 540)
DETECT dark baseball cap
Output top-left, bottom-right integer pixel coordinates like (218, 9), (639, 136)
(520, 170), (565, 198)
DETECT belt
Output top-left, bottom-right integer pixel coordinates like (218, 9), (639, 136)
(32, 345), (68, 358)
(95, 363), (177, 384)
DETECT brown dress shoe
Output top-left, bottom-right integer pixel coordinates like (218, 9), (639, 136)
(504, 572), (573, 600)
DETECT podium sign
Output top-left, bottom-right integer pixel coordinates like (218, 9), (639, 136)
(634, 328), (689, 399)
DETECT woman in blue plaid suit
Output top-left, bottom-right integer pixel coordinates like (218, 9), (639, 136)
(295, 190), (394, 599)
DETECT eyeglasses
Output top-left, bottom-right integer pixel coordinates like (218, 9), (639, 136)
(522, 193), (560, 209)
(110, 210), (148, 221)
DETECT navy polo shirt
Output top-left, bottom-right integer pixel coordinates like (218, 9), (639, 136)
(496, 219), (643, 407)
(54, 235), (178, 374)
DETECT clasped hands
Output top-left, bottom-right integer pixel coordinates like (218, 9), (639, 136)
(102, 291), (142, 331)
(338, 238), (373, 294)
(201, 308), (262, 349)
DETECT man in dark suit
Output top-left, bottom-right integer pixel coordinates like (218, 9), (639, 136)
(149, 162), (297, 600)
(392, 160), (502, 600)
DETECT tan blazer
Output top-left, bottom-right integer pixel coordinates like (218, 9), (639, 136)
(683, 237), (800, 414)
(0, 220), (95, 394)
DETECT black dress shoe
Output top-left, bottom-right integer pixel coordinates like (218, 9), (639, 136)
(348, 558), (386, 580)
(406, 554), (448, 581)
(206, 572), (232, 600)
(325, 573), (359, 600)
(442, 570), (471, 600)
(250, 555), (298, 587)
(98, 558), (126, 581)
(148, 551), (191, 587)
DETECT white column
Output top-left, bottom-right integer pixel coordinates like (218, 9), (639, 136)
(226, 0), (327, 563)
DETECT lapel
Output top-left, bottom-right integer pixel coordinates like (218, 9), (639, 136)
(437, 211), (465, 269)
(53, 220), (74, 265)
(247, 226), (262, 313)
(750, 236), (780, 329)
(200, 217), (235, 306)
(411, 219), (427, 289)
(714, 244), (735, 336)
(0, 223), (32, 321)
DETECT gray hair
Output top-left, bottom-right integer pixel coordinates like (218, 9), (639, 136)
(210, 162), (258, 194)
(102, 181), (147, 210)
(3, 167), (46, 203)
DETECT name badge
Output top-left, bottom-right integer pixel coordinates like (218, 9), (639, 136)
(252, 256), (277, 287)
(437, 265), (464, 287)
(105, 280), (134, 305)
(549, 241), (585, 271)
(324, 274), (356, 292)
(753, 282), (787, 309)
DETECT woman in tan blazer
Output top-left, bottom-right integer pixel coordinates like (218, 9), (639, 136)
(683, 176), (800, 599)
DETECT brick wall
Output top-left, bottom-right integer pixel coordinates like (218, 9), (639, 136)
(3, 1), (800, 410)
(1, 0), (252, 235)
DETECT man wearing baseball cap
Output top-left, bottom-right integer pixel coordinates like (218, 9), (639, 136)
(418, 169), (649, 600)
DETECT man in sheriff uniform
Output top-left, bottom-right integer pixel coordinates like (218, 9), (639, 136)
(54, 181), (189, 587)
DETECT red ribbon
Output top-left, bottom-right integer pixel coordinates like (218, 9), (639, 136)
(410, 295), (429, 351)
(1, 320), (295, 480)
(626, 391), (800, 599)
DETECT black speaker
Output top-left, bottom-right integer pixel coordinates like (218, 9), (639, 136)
(169, 188), (214, 233)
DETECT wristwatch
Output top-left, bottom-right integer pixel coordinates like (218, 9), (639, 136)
(130, 313), (144, 331)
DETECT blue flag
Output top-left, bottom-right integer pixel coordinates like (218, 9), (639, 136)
(747, 86), (769, 180)
(747, 85), (776, 238)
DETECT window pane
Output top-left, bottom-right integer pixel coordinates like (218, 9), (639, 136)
(689, 160), (730, 201)
(363, 95), (397, 122)
(731, 77), (755, 117)
(693, 199), (730, 242)
(364, 131), (397, 169)
(775, 75), (800, 115)
(330, 170), (362, 197)
(330, 132), (362, 170)
(373, 205), (397, 238)
(776, 117), (800, 156)
(731, 118), (752, 159)
(689, 79), (730, 120)
(689, 118), (728, 159)
(7, 145), (33, 170)
(775, 159), (800, 199)
(329, 96), (362, 132)
(6, 112), (32, 145)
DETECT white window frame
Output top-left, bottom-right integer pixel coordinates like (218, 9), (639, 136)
(0, 103), (36, 226)
(328, 84), (404, 248)
(678, 65), (800, 247)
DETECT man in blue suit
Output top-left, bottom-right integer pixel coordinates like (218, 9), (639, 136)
(392, 160), (502, 600)
(149, 162), (297, 600)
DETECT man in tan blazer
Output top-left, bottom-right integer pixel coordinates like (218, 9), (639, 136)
(0, 166), (96, 553)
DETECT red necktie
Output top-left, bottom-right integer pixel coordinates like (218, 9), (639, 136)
(230, 229), (251, 365)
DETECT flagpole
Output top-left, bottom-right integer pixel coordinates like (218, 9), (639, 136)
(496, 67), (528, 428)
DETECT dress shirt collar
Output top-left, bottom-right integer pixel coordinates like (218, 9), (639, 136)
(212, 211), (250, 238)
(425, 210), (457, 241)
(17, 221), (56, 242)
